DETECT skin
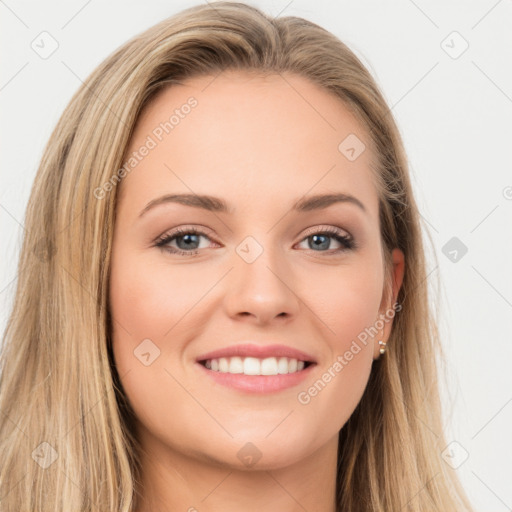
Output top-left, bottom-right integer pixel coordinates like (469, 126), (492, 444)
(109, 70), (404, 512)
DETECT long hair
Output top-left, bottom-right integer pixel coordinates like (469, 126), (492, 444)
(0, 2), (473, 510)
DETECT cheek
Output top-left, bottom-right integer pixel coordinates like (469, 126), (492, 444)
(109, 249), (207, 342)
(295, 256), (383, 421)
(108, 246), (204, 401)
(296, 297), (378, 431)
(108, 249), (206, 436)
(308, 255), (384, 349)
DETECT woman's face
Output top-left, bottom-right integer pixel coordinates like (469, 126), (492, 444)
(109, 70), (404, 470)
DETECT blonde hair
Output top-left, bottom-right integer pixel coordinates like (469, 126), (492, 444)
(0, 2), (473, 511)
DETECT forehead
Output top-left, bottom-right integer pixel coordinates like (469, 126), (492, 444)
(119, 70), (379, 219)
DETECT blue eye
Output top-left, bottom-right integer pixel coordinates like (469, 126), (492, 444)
(155, 227), (209, 256)
(297, 227), (355, 252)
(155, 226), (355, 257)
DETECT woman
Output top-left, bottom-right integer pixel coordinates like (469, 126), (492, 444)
(0, 2), (474, 511)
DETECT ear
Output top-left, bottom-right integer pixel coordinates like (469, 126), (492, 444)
(373, 248), (405, 359)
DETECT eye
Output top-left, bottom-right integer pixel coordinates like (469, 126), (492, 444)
(155, 227), (215, 256)
(154, 225), (356, 257)
(296, 226), (355, 254)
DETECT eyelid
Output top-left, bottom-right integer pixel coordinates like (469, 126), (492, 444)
(154, 224), (215, 244)
(301, 224), (351, 238)
(296, 225), (356, 252)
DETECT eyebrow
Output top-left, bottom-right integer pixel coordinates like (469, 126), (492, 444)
(138, 192), (367, 217)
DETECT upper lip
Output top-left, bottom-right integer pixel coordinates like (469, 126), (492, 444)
(196, 343), (317, 363)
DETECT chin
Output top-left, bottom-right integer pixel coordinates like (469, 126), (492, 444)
(192, 431), (323, 471)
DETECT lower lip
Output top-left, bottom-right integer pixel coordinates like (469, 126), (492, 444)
(196, 362), (316, 393)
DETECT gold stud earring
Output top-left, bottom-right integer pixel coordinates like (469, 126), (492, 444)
(378, 340), (387, 355)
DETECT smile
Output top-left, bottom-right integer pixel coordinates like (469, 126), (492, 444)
(200, 356), (313, 375)
(196, 358), (316, 394)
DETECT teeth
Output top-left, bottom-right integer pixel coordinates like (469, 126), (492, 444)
(219, 357), (229, 372)
(203, 356), (308, 375)
(228, 356), (243, 374)
(244, 357), (261, 375)
(260, 357), (277, 375)
(277, 357), (289, 374)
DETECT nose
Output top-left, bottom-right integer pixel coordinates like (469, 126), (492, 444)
(223, 240), (301, 325)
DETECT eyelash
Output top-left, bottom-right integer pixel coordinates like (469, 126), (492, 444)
(154, 226), (356, 257)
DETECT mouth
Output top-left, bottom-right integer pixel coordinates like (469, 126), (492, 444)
(198, 356), (315, 376)
(195, 355), (317, 394)
(194, 343), (317, 393)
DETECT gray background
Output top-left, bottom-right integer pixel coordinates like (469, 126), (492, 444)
(1, 1), (511, 510)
